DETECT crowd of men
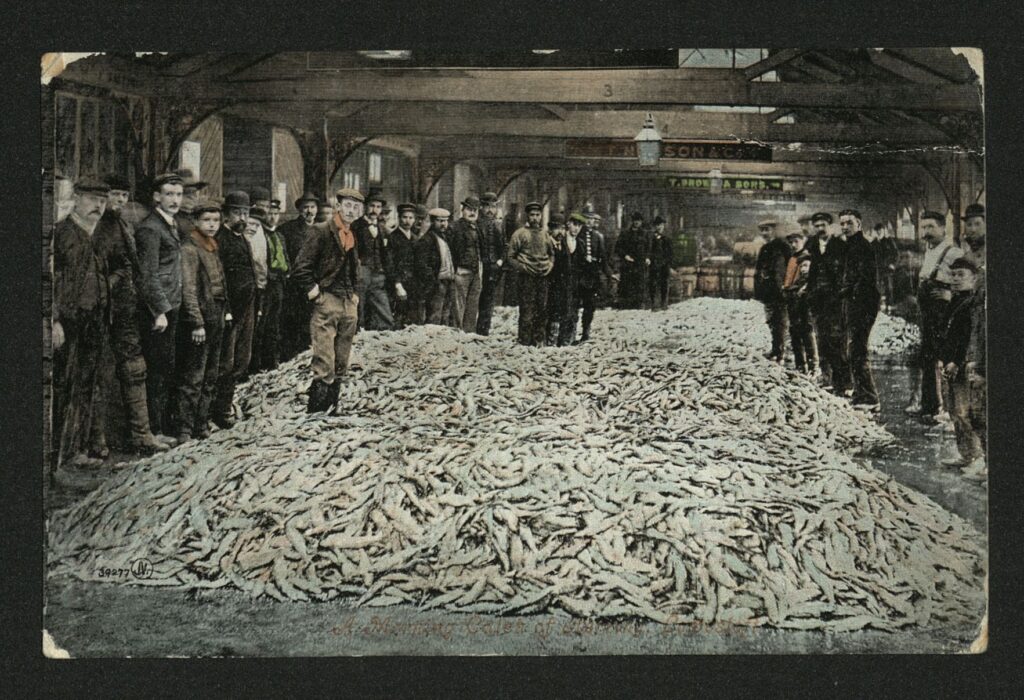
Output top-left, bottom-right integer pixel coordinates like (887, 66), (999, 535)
(751, 206), (987, 481)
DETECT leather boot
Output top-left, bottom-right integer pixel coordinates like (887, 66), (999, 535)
(326, 379), (342, 413)
(306, 380), (328, 414)
(124, 381), (169, 454)
(211, 380), (237, 428)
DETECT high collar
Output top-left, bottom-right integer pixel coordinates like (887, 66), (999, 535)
(154, 206), (176, 228)
(70, 211), (98, 235)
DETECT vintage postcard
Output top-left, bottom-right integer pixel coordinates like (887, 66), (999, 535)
(42, 49), (986, 656)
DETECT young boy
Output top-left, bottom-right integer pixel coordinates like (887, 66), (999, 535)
(176, 201), (228, 441)
(783, 228), (818, 376)
(939, 257), (983, 471)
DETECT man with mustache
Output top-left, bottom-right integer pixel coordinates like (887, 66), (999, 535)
(387, 203), (417, 329)
(414, 208), (458, 327)
(449, 196), (484, 333)
(475, 191), (506, 336)
(51, 178), (112, 481)
(278, 191), (322, 361)
(134, 172), (186, 442)
(351, 189), (395, 330)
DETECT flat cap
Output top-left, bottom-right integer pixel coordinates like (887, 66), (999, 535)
(269, 199), (283, 212)
(524, 201), (543, 213)
(569, 212), (588, 224)
(428, 207), (451, 218)
(810, 212), (833, 224)
(461, 196), (481, 210)
(175, 168), (208, 190)
(151, 172), (184, 192)
(796, 214), (812, 224)
(335, 187), (365, 203)
(838, 208), (862, 220)
(631, 212), (645, 222)
(103, 173), (132, 192)
(223, 190), (251, 209)
(480, 191), (499, 204)
(920, 210), (946, 223)
(785, 228), (806, 239)
(249, 186), (271, 202)
(586, 212), (602, 221)
(191, 199), (223, 216)
(294, 191), (320, 208)
(757, 218), (778, 228)
(74, 177), (111, 195)
(396, 202), (417, 214)
(548, 213), (566, 227)
(962, 203), (985, 220)
(949, 256), (978, 272)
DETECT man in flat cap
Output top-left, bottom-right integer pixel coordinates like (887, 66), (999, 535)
(250, 201), (290, 373)
(571, 211), (608, 344)
(647, 215), (673, 311)
(290, 187), (363, 414)
(507, 201), (555, 346)
(753, 218), (791, 363)
(475, 191), (506, 335)
(449, 196), (484, 333)
(211, 190), (257, 428)
(806, 212), (850, 393)
(278, 191), (323, 362)
(837, 209), (881, 410)
(89, 173), (168, 456)
(51, 177), (112, 478)
(388, 203), (418, 328)
(615, 212), (652, 309)
(135, 172), (186, 441)
(414, 208), (458, 327)
(544, 213), (576, 346)
(351, 188), (395, 331)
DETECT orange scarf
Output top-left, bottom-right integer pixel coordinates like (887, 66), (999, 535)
(191, 228), (218, 252)
(333, 213), (355, 252)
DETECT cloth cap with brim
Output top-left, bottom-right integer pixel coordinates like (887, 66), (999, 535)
(797, 214), (812, 224)
(548, 213), (566, 227)
(397, 203), (417, 214)
(524, 201), (543, 213)
(428, 208), (451, 218)
(838, 209), (862, 220)
(269, 199), (282, 212)
(480, 192), (499, 204)
(175, 168), (208, 190)
(757, 219), (778, 229)
(74, 178), (111, 195)
(949, 257), (978, 272)
(920, 210), (946, 223)
(223, 191), (251, 209)
(569, 213), (588, 224)
(810, 212), (833, 224)
(103, 173), (132, 192)
(294, 191), (320, 208)
(151, 172), (184, 192)
(786, 229), (806, 239)
(192, 200), (223, 216)
(653, 215), (666, 225)
(335, 188), (365, 203)
(962, 203), (985, 220)
(461, 196), (481, 210)
(586, 212), (602, 221)
(249, 186), (271, 203)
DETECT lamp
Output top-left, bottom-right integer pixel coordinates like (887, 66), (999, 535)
(634, 113), (663, 167)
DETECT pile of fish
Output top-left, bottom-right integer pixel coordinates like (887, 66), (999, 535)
(47, 299), (983, 632)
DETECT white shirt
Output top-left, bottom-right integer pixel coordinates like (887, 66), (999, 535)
(246, 225), (269, 289)
(155, 206), (176, 229)
(436, 233), (455, 281)
(920, 239), (963, 286)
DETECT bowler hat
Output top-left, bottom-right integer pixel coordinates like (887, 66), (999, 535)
(480, 191), (499, 204)
(524, 201), (543, 213)
(223, 190), (251, 209)
(249, 186), (271, 203)
(335, 187), (365, 203)
(250, 206), (269, 225)
(175, 168), (208, 190)
(962, 203), (985, 220)
(415, 204), (429, 217)
(810, 212), (833, 224)
(294, 191), (320, 208)
(461, 196), (481, 210)
(103, 173), (132, 192)
(366, 188), (386, 205)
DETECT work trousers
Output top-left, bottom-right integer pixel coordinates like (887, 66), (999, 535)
(846, 303), (879, 405)
(212, 298), (255, 422)
(648, 266), (670, 310)
(787, 296), (818, 372)
(389, 282), (415, 329)
(279, 281), (312, 362)
(90, 294), (147, 450)
(252, 277), (285, 372)
(309, 291), (359, 384)
(946, 374), (984, 461)
(618, 265), (646, 309)
(356, 269), (394, 331)
(814, 302), (851, 393)
(517, 275), (549, 346)
(475, 264), (503, 336)
(176, 302), (225, 438)
(763, 300), (788, 360)
(968, 372), (987, 455)
(139, 306), (179, 436)
(422, 279), (457, 327)
(52, 311), (104, 468)
(575, 278), (601, 340)
(918, 294), (950, 415)
(454, 263), (483, 333)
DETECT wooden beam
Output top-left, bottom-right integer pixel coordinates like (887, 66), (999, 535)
(868, 50), (953, 85)
(742, 49), (808, 80)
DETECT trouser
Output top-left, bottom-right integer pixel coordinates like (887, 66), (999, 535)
(454, 263), (483, 333)
(546, 282), (574, 347)
(811, 309), (832, 381)
(309, 291), (359, 384)
(918, 294), (949, 415)
(648, 267), (670, 309)
(357, 269), (394, 330)
(575, 278), (601, 340)
(89, 295), (146, 450)
(252, 277), (285, 372)
(139, 306), (179, 436)
(476, 265), (502, 336)
(814, 302), (851, 392)
(424, 279), (457, 326)
(279, 281), (312, 362)
(787, 296), (817, 372)
(763, 300), (788, 360)
(619, 266), (646, 308)
(176, 303), (225, 437)
(517, 276), (549, 346)
(946, 374), (983, 461)
(52, 311), (104, 469)
(389, 280), (415, 329)
(968, 372), (987, 455)
(847, 303), (879, 404)
(212, 298), (255, 422)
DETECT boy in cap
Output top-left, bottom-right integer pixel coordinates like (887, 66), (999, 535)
(544, 213), (576, 346)
(647, 215), (673, 311)
(51, 178), (112, 478)
(783, 228), (817, 376)
(278, 191), (322, 362)
(388, 203), (418, 328)
(475, 191), (506, 335)
(449, 196), (484, 332)
(176, 200), (228, 441)
(753, 218), (792, 363)
(507, 202), (555, 346)
(291, 187), (363, 414)
(351, 189), (395, 331)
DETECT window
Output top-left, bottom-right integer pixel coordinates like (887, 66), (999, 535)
(344, 171), (361, 191)
(368, 152), (382, 183)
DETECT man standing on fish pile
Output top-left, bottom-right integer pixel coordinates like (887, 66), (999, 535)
(615, 212), (652, 309)
(278, 191), (322, 361)
(351, 189), (395, 331)
(961, 204), (986, 481)
(807, 212), (852, 395)
(291, 188), (362, 414)
(838, 209), (881, 411)
(753, 218), (791, 363)
(647, 215), (673, 311)
(414, 208), (458, 326)
(475, 191), (506, 336)
(211, 191), (257, 428)
(545, 213), (576, 346)
(783, 227), (817, 376)
(387, 203), (417, 329)
(507, 201), (555, 346)
(249, 200), (289, 373)
(571, 211), (608, 344)
(449, 196), (484, 333)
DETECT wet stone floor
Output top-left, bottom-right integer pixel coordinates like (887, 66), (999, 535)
(43, 359), (987, 657)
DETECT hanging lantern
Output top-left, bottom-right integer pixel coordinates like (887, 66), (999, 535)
(634, 113), (663, 167)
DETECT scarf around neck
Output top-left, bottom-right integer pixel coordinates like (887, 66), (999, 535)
(333, 213), (356, 252)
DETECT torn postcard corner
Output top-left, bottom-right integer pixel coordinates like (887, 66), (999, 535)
(43, 629), (71, 659)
